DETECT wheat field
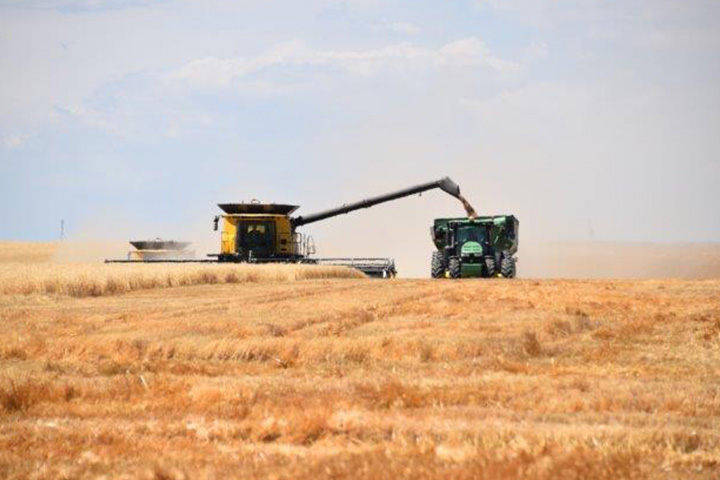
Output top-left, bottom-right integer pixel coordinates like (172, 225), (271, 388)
(0, 242), (719, 479)
(0, 242), (364, 297)
(0, 263), (364, 297)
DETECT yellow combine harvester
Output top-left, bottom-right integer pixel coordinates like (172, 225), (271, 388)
(109, 177), (467, 277)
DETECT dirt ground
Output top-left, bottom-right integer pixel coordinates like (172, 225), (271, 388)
(0, 243), (719, 479)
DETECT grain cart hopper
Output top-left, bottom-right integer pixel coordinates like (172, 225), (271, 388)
(212, 177), (467, 277)
(430, 216), (519, 278)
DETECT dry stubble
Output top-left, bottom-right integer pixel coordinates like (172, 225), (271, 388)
(0, 244), (719, 479)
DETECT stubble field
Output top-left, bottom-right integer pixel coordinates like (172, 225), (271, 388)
(0, 242), (719, 479)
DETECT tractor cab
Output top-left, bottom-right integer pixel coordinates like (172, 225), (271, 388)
(431, 216), (519, 279)
(454, 223), (490, 247)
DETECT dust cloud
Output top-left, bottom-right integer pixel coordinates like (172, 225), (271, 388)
(47, 182), (720, 280)
(50, 211), (218, 264)
(48, 216), (720, 279)
(520, 242), (720, 279)
(53, 241), (130, 263)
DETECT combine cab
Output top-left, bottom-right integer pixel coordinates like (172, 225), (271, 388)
(430, 216), (519, 279)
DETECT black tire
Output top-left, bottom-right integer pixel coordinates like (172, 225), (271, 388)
(431, 251), (445, 278)
(500, 255), (516, 278)
(484, 257), (497, 278)
(448, 257), (462, 279)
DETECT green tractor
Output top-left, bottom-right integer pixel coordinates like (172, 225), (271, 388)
(430, 216), (519, 278)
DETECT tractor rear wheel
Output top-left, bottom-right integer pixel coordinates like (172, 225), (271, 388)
(431, 251), (445, 278)
(484, 257), (497, 277)
(500, 255), (516, 278)
(449, 257), (462, 279)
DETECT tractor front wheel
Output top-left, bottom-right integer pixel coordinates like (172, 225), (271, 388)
(500, 255), (517, 278)
(449, 257), (462, 279)
(484, 257), (497, 277)
(431, 251), (445, 278)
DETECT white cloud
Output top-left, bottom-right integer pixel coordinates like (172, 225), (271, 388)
(1, 132), (32, 149)
(53, 104), (126, 136)
(0, 0), (162, 12)
(527, 41), (549, 59)
(389, 22), (421, 34)
(169, 37), (520, 89)
(474, 0), (720, 52)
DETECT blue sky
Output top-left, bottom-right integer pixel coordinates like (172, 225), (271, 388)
(1, 0), (719, 266)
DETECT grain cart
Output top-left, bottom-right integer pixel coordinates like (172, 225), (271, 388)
(430, 216), (519, 278)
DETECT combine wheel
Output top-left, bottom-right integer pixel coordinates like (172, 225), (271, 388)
(431, 251), (445, 278)
(500, 255), (517, 278)
(484, 257), (496, 278)
(448, 257), (462, 279)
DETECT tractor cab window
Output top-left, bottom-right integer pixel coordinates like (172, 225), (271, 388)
(456, 226), (488, 244)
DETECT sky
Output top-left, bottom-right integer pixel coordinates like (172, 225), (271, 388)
(1, 0), (719, 274)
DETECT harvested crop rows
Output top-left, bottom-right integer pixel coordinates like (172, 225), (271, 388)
(0, 244), (719, 479)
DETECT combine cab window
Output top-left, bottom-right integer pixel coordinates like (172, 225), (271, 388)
(238, 222), (275, 258)
(456, 226), (488, 244)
